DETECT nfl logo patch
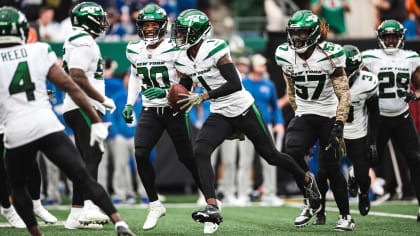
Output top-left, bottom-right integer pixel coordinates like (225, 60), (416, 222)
(148, 54), (152, 59)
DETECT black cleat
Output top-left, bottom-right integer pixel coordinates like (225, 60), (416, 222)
(358, 193), (370, 216)
(192, 204), (223, 224)
(116, 225), (136, 236)
(348, 166), (358, 198)
(294, 199), (321, 228)
(304, 172), (322, 209)
(312, 213), (326, 225)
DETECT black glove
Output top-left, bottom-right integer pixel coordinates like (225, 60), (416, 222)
(404, 91), (418, 103)
(368, 143), (379, 166)
(327, 120), (346, 159)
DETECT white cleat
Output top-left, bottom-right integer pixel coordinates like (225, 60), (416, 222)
(78, 204), (109, 226)
(203, 200), (222, 234)
(334, 215), (355, 231)
(34, 205), (57, 224)
(64, 211), (103, 230)
(1, 206), (26, 228)
(143, 203), (166, 230)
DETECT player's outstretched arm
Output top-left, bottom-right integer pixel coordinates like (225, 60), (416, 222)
(331, 67), (351, 123)
(282, 73), (297, 111)
(47, 64), (102, 124)
(69, 68), (116, 112)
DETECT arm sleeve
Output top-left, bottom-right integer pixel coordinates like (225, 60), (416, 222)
(208, 63), (242, 99)
(127, 66), (142, 105)
(67, 46), (95, 71)
(366, 95), (379, 145)
(270, 82), (284, 125)
(179, 77), (193, 91)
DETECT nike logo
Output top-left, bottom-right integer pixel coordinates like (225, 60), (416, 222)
(242, 110), (249, 116)
(172, 112), (178, 117)
(404, 113), (409, 119)
(196, 212), (209, 218)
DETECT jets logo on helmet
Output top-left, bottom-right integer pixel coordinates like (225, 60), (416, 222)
(286, 10), (321, 54)
(71, 2), (109, 37)
(172, 9), (211, 49)
(0, 7), (29, 45)
(377, 19), (406, 55)
(136, 4), (168, 46)
(343, 45), (363, 84)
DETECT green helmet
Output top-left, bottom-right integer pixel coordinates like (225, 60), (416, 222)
(136, 4), (168, 45)
(343, 45), (362, 83)
(377, 19), (406, 54)
(0, 7), (29, 45)
(286, 10), (321, 53)
(172, 9), (211, 49)
(71, 2), (109, 37)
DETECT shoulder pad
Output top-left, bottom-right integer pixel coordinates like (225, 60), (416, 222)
(275, 43), (292, 65)
(404, 50), (420, 59)
(359, 71), (378, 93)
(67, 32), (93, 46)
(202, 39), (229, 61)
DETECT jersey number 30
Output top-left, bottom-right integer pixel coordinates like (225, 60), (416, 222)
(9, 61), (35, 101)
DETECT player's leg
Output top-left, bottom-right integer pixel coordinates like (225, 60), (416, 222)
(236, 105), (320, 227)
(134, 108), (166, 230)
(346, 137), (371, 216)
(0, 134), (25, 228)
(5, 140), (40, 235)
(39, 131), (134, 235)
(26, 157), (57, 223)
(391, 113), (420, 211)
(318, 117), (354, 231)
(164, 110), (203, 192)
(192, 113), (232, 224)
(63, 109), (107, 228)
(237, 137), (255, 205)
(376, 115), (393, 167)
(111, 135), (132, 202)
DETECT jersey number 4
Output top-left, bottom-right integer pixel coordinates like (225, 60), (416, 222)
(9, 61), (35, 101)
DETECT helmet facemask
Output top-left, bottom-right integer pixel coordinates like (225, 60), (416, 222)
(287, 26), (320, 53)
(172, 10), (211, 50)
(378, 30), (405, 55)
(136, 19), (167, 46)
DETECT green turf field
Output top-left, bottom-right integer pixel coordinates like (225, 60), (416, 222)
(1, 196), (419, 235)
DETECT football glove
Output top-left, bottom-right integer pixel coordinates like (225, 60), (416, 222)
(143, 87), (167, 100)
(102, 96), (116, 113)
(404, 91), (419, 103)
(90, 122), (111, 152)
(368, 143), (379, 166)
(178, 93), (204, 113)
(326, 120), (346, 159)
(122, 105), (134, 124)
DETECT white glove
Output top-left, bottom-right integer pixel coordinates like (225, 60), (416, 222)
(102, 96), (116, 113)
(90, 122), (111, 152)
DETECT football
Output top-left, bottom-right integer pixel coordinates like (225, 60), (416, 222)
(168, 84), (190, 111)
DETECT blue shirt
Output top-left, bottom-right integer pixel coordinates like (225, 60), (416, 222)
(46, 82), (73, 135)
(189, 87), (211, 128)
(242, 76), (284, 125)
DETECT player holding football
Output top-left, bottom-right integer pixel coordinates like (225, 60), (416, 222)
(121, 4), (206, 232)
(313, 45), (379, 225)
(172, 9), (322, 231)
(0, 6), (134, 236)
(275, 10), (354, 231)
(61, 2), (116, 229)
(362, 19), (420, 222)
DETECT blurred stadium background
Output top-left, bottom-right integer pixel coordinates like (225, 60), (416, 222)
(1, 0), (420, 234)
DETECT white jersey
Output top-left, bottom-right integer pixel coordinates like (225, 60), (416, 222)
(126, 38), (179, 107)
(343, 71), (378, 139)
(362, 49), (420, 117)
(0, 43), (64, 148)
(175, 39), (254, 117)
(63, 28), (105, 114)
(275, 41), (346, 118)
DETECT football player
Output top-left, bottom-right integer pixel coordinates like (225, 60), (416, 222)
(362, 19), (420, 222)
(313, 45), (379, 225)
(0, 7), (134, 236)
(172, 9), (322, 231)
(61, 2), (116, 229)
(121, 4), (205, 232)
(275, 10), (354, 231)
